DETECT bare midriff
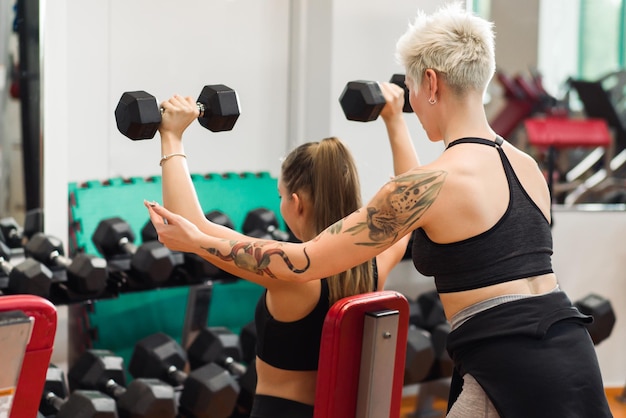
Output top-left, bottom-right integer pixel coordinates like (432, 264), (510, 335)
(439, 273), (558, 320)
(254, 357), (318, 406)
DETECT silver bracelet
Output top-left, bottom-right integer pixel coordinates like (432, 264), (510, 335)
(159, 153), (187, 166)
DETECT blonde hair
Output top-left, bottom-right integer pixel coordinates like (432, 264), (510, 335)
(395, 2), (496, 94)
(281, 137), (374, 304)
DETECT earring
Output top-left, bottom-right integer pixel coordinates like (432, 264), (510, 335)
(428, 97), (437, 105)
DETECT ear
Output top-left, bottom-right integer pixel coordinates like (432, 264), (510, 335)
(424, 68), (439, 99)
(291, 192), (304, 215)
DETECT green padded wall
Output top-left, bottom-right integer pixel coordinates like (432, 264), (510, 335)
(68, 171), (283, 368)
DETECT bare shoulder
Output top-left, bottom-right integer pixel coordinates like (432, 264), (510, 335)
(502, 140), (541, 168)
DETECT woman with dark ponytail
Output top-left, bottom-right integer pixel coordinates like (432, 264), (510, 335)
(150, 81), (414, 418)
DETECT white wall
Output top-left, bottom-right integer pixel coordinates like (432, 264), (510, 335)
(551, 206), (626, 387)
(537, 0), (581, 98)
(42, 0), (626, 388)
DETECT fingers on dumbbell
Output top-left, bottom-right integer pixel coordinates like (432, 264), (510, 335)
(339, 75), (412, 122)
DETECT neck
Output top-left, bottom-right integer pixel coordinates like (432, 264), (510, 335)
(438, 92), (495, 148)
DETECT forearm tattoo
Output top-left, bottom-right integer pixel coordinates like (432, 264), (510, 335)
(343, 170), (446, 247)
(201, 241), (310, 278)
(199, 170), (445, 277)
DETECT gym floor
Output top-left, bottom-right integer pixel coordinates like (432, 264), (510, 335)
(399, 387), (626, 417)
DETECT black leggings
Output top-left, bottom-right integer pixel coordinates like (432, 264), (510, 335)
(250, 394), (314, 418)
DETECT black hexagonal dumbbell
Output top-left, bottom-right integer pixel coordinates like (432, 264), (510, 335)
(242, 207), (292, 242)
(239, 320), (257, 365)
(141, 210), (237, 282)
(115, 85), (241, 140)
(574, 293), (616, 345)
(187, 326), (244, 372)
(187, 326), (257, 417)
(129, 332), (240, 418)
(40, 364), (118, 418)
(389, 73), (414, 113)
(339, 74), (413, 122)
(0, 208), (44, 249)
(40, 364), (69, 417)
(408, 290), (452, 381)
(24, 232), (108, 297)
(92, 217), (178, 287)
(0, 240), (52, 297)
(404, 324), (436, 385)
(68, 349), (177, 418)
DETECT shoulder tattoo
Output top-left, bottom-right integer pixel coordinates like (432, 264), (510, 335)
(342, 170), (447, 247)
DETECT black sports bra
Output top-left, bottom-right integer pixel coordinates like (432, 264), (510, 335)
(254, 261), (378, 370)
(411, 137), (553, 293)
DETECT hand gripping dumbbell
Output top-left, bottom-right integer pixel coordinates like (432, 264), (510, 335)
(0, 239), (52, 297)
(129, 332), (240, 418)
(40, 365), (117, 418)
(339, 74), (413, 122)
(68, 349), (177, 418)
(92, 217), (179, 288)
(115, 85), (241, 140)
(25, 232), (108, 297)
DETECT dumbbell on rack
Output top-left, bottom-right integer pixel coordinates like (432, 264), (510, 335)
(404, 324), (436, 385)
(239, 320), (257, 365)
(141, 210), (237, 283)
(24, 232), (108, 302)
(129, 332), (240, 418)
(186, 326), (257, 417)
(68, 349), (177, 418)
(40, 364), (118, 418)
(0, 207), (44, 250)
(0, 240), (52, 298)
(115, 85), (241, 140)
(411, 290), (454, 381)
(187, 326), (245, 371)
(92, 217), (180, 290)
(339, 74), (413, 122)
(243, 207), (293, 241)
(574, 293), (616, 345)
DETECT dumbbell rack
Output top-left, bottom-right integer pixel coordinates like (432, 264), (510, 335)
(66, 171), (283, 370)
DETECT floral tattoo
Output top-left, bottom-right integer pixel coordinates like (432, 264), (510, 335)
(202, 241), (310, 279)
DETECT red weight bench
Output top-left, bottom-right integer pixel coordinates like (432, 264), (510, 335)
(0, 295), (57, 418)
(524, 117), (613, 204)
(314, 290), (409, 418)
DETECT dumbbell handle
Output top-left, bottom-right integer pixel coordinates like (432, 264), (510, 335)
(118, 236), (137, 256)
(105, 378), (126, 399)
(48, 250), (72, 269)
(4, 228), (19, 240)
(167, 364), (187, 386)
(45, 392), (65, 412)
(160, 102), (206, 118)
(0, 257), (12, 275)
(223, 356), (246, 377)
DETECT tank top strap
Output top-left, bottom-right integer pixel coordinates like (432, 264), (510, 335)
(446, 136), (504, 150)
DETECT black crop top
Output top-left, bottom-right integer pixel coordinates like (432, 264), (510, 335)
(411, 137), (553, 293)
(254, 261), (378, 371)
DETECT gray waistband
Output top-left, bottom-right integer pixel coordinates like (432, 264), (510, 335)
(450, 285), (561, 331)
